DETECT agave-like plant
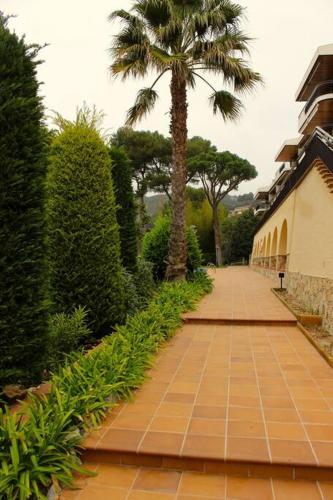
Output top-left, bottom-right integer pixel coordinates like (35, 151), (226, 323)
(109, 0), (262, 280)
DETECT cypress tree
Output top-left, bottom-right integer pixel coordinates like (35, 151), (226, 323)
(47, 111), (125, 337)
(0, 15), (49, 387)
(109, 146), (138, 272)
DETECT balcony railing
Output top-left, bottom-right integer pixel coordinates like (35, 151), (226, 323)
(305, 80), (333, 114)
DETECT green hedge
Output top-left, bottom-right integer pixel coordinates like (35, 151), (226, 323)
(109, 146), (138, 273)
(0, 15), (49, 387)
(47, 122), (125, 337)
(0, 274), (212, 499)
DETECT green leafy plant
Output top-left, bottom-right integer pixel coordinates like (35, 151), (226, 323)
(47, 307), (91, 370)
(142, 215), (202, 280)
(0, 274), (212, 499)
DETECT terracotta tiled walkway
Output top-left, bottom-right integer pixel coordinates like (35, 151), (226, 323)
(61, 463), (333, 499)
(184, 267), (295, 322)
(62, 268), (333, 498)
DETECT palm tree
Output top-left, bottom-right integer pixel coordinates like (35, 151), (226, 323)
(109, 0), (262, 281)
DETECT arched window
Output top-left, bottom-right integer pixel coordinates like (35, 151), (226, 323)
(271, 227), (278, 256)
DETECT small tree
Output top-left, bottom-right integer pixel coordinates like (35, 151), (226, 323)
(142, 215), (202, 281)
(47, 107), (125, 337)
(222, 209), (259, 264)
(109, 146), (138, 272)
(0, 15), (49, 387)
(192, 151), (257, 266)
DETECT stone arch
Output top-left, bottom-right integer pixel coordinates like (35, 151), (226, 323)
(265, 233), (271, 257)
(271, 227), (278, 256)
(278, 219), (288, 255)
(270, 227), (278, 270)
(278, 219), (288, 270)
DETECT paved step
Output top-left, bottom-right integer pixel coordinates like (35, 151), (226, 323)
(83, 323), (333, 481)
(61, 462), (333, 499)
(183, 317), (297, 326)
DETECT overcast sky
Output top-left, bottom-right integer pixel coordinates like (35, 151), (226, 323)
(3, 0), (333, 194)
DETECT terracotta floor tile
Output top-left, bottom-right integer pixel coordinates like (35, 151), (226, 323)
(179, 471), (225, 497)
(266, 422), (307, 441)
(227, 437), (269, 462)
(261, 397), (295, 409)
(293, 398), (330, 411)
(193, 405), (227, 419)
(133, 469), (181, 493)
(300, 410), (333, 425)
(91, 464), (137, 488)
(98, 429), (143, 451)
(196, 393), (227, 406)
(164, 392), (195, 404)
(182, 435), (225, 460)
(227, 476), (273, 500)
(228, 407), (263, 422)
(125, 402), (160, 416)
(79, 485), (128, 499)
(128, 491), (176, 499)
(273, 479), (322, 500)
(269, 439), (316, 464)
(263, 408), (300, 423)
(311, 441), (333, 465)
(319, 481), (333, 500)
(149, 416), (189, 434)
(228, 420), (266, 439)
(111, 414), (152, 431)
(305, 424), (333, 441)
(157, 403), (193, 418)
(229, 395), (261, 408)
(188, 418), (225, 436)
(168, 382), (198, 394)
(139, 432), (183, 455)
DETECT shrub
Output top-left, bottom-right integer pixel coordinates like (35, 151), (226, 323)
(0, 15), (49, 387)
(47, 307), (91, 370)
(109, 146), (138, 272)
(134, 258), (156, 307)
(0, 274), (212, 499)
(122, 269), (141, 317)
(47, 110), (125, 337)
(142, 215), (202, 280)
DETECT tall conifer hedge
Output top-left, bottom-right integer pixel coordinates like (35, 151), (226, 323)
(110, 146), (138, 272)
(47, 115), (125, 337)
(0, 15), (48, 387)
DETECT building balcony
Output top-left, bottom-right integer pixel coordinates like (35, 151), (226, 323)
(298, 80), (333, 134)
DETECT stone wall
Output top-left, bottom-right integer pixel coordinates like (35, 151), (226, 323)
(252, 265), (333, 335)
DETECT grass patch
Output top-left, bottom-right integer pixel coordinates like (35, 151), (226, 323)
(0, 273), (212, 499)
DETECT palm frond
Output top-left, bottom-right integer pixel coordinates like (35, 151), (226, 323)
(134, 0), (172, 28)
(111, 50), (150, 79)
(126, 87), (159, 126)
(234, 67), (263, 93)
(209, 90), (243, 121)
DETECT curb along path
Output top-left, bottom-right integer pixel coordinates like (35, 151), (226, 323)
(62, 267), (333, 499)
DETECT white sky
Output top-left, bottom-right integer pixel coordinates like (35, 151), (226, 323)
(2, 0), (333, 194)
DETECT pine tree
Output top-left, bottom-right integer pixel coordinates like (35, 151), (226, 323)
(0, 15), (49, 387)
(47, 109), (125, 337)
(109, 146), (138, 272)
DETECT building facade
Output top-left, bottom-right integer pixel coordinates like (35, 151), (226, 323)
(251, 44), (333, 333)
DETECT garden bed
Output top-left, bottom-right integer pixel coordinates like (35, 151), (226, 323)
(0, 274), (212, 500)
(272, 288), (322, 326)
(272, 288), (333, 368)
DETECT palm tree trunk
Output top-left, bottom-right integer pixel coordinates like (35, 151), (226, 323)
(213, 204), (222, 266)
(166, 71), (188, 281)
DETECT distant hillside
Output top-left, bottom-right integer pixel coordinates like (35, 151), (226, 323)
(145, 194), (168, 218)
(145, 192), (254, 218)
